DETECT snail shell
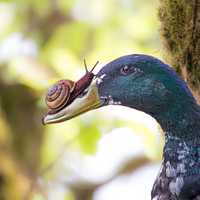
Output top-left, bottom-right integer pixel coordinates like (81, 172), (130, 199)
(45, 79), (75, 111)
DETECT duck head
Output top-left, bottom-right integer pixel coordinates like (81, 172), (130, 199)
(43, 54), (197, 132)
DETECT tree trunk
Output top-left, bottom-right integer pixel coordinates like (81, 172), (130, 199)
(159, 0), (200, 103)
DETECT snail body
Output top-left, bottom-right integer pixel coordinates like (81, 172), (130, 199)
(45, 60), (99, 114)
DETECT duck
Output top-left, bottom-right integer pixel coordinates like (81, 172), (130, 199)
(43, 54), (200, 200)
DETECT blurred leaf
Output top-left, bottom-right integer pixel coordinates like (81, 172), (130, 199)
(42, 22), (93, 58)
(60, 0), (75, 13)
(78, 121), (101, 154)
(65, 191), (75, 200)
(32, 193), (45, 200)
(41, 120), (79, 169)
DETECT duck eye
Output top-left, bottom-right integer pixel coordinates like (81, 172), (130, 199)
(121, 65), (129, 75)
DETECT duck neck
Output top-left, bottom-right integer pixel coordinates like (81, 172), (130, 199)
(153, 100), (200, 145)
(152, 101), (200, 178)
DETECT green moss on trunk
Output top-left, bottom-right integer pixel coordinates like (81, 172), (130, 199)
(159, 0), (200, 102)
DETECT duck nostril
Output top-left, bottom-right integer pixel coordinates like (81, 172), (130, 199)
(100, 96), (109, 104)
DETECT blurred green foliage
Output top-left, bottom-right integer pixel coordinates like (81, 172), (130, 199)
(0, 0), (162, 199)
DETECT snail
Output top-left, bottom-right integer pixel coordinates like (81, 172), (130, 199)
(45, 60), (99, 114)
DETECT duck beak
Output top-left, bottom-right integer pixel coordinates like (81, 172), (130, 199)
(42, 79), (103, 125)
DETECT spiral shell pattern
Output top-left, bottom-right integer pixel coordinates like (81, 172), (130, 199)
(45, 80), (75, 111)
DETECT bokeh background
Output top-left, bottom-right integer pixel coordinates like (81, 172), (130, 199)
(0, 0), (164, 200)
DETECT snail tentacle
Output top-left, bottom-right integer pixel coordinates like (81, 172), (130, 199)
(90, 60), (99, 72)
(84, 59), (89, 73)
(83, 59), (99, 73)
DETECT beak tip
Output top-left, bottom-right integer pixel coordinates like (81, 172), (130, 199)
(42, 116), (47, 125)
